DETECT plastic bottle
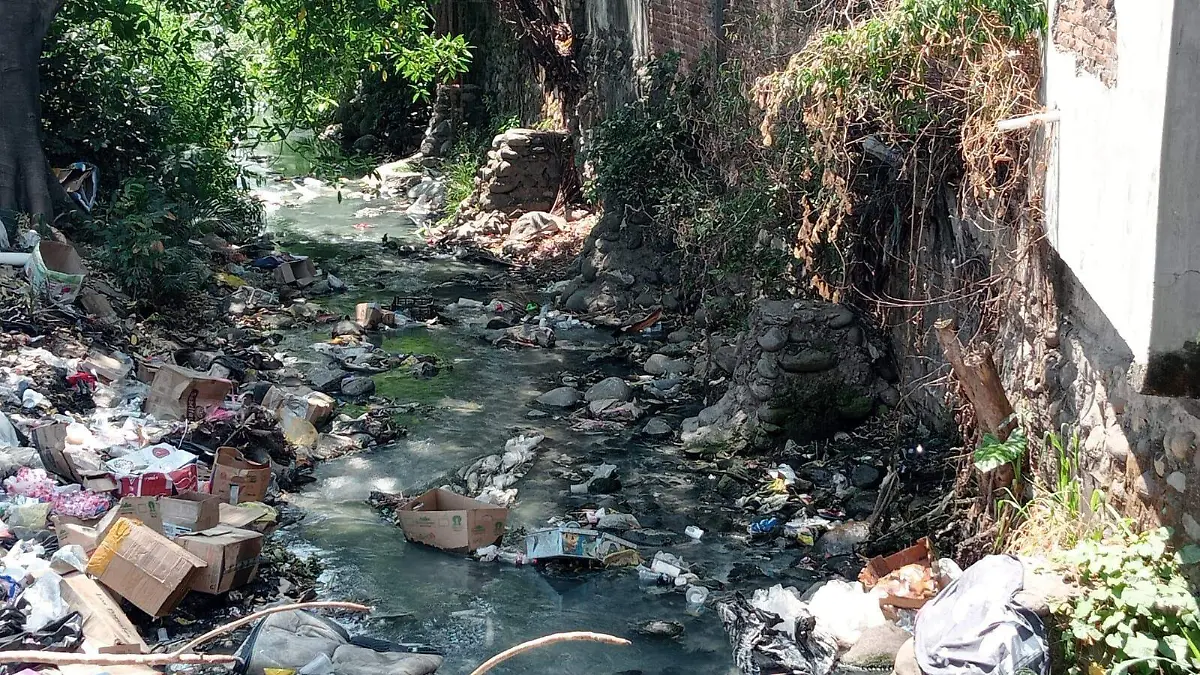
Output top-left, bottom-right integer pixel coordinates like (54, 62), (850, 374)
(685, 585), (709, 606)
(684, 525), (704, 540)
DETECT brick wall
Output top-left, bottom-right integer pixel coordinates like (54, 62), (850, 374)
(647, 0), (713, 62)
(1053, 0), (1118, 87)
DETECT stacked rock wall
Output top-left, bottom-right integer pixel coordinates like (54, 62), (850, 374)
(458, 128), (570, 217)
(683, 299), (897, 451)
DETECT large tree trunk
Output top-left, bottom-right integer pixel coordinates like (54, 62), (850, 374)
(0, 0), (67, 224)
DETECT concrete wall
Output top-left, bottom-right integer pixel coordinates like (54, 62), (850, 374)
(1042, 0), (1173, 365)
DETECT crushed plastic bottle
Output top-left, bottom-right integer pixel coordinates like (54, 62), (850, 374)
(748, 516), (782, 535)
(685, 585), (710, 606)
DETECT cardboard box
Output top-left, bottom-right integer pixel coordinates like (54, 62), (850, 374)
(160, 492), (221, 538)
(86, 518), (206, 617)
(83, 351), (132, 384)
(105, 443), (199, 497)
(272, 257), (316, 287)
(396, 488), (508, 553)
(218, 502), (278, 535)
(525, 527), (639, 564)
(261, 386), (336, 426)
(859, 537), (935, 609)
(356, 303), (383, 329)
(147, 364), (233, 422)
(60, 572), (147, 654)
(28, 241), (87, 306)
(177, 526), (263, 594)
(33, 423), (117, 493)
(55, 519), (100, 555)
(210, 447), (271, 504)
(96, 497), (164, 542)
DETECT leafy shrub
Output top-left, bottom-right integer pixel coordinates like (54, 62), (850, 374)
(1055, 527), (1200, 675)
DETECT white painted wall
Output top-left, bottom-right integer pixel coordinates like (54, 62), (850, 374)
(1043, 0), (1175, 364)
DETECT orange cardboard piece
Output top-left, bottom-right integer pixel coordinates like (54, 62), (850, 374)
(396, 488), (508, 553)
(160, 492), (221, 537)
(210, 447), (271, 504)
(86, 518), (206, 618)
(859, 537), (935, 609)
(60, 572), (147, 655)
(177, 526), (263, 594)
(147, 364), (233, 421)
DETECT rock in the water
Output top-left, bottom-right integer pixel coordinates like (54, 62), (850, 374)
(537, 386), (582, 408)
(526, 409), (549, 419)
(851, 464), (883, 489)
(644, 354), (692, 376)
(643, 417), (673, 437)
(585, 377), (633, 402)
(411, 362), (439, 379)
(597, 513), (642, 531)
(634, 620), (684, 639)
(308, 365), (349, 393)
(814, 521), (870, 557)
(341, 376), (376, 397)
(621, 529), (679, 547)
(667, 329), (693, 344)
(840, 623), (911, 670)
(333, 320), (362, 338)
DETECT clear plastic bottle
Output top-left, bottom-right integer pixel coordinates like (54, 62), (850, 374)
(685, 585), (709, 606)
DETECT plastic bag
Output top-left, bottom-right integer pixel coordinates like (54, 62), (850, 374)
(6, 501), (51, 529)
(0, 412), (18, 449)
(22, 572), (67, 632)
(0, 448), (44, 480)
(750, 585), (810, 638)
(807, 580), (887, 649)
(50, 545), (88, 574)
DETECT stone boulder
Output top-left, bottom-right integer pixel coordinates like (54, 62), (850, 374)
(682, 299), (889, 451)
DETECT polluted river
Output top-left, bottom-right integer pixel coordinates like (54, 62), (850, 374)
(246, 158), (742, 675)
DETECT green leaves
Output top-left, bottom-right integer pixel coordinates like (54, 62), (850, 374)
(973, 427), (1027, 473)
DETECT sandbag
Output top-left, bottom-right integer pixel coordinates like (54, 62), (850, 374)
(914, 555), (1049, 675)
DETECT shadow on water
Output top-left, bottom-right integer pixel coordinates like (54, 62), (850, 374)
(255, 173), (739, 675)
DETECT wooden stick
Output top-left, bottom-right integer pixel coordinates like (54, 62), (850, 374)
(996, 111), (1061, 131)
(0, 601), (372, 667)
(467, 632), (631, 675)
(934, 319), (1014, 436)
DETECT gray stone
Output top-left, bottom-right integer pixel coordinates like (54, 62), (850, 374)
(586, 377), (633, 402)
(668, 329), (693, 344)
(621, 529), (679, 547)
(526, 410), (549, 419)
(756, 407), (788, 425)
(757, 326), (788, 352)
(827, 305), (855, 328)
(645, 354), (692, 376)
(634, 290), (657, 307)
(780, 350), (836, 373)
(748, 379), (775, 401)
(840, 623), (911, 670)
(333, 320), (362, 338)
(581, 256), (599, 282)
(851, 464), (882, 489)
(879, 386), (901, 407)
(597, 513), (641, 531)
(893, 639), (919, 675)
(1167, 430), (1195, 462)
(537, 386), (583, 408)
(643, 417), (673, 437)
(308, 365), (349, 393)
(564, 288), (590, 313)
(756, 355), (780, 379)
(341, 376), (376, 397)
(814, 521), (870, 557)
(1168, 471), (1187, 493)
(714, 346), (738, 374)
(410, 361), (439, 379)
(634, 620), (684, 639)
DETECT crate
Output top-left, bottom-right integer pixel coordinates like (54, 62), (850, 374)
(391, 296), (437, 321)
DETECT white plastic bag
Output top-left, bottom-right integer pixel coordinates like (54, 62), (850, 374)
(23, 572), (67, 632)
(0, 412), (18, 449)
(50, 545), (89, 574)
(807, 580), (887, 649)
(750, 585), (809, 638)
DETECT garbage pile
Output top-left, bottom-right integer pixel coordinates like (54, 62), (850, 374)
(719, 537), (1065, 675)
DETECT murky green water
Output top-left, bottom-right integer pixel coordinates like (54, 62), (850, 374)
(250, 170), (740, 675)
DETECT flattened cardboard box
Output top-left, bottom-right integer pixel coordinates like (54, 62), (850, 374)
(33, 422), (119, 493)
(218, 502), (278, 535)
(86, 518), (206, 618)
(147, 364), (233, 421)
(60, 572), (147, 654)
(210, 447), (270, 504)
(177, 526), (263, 594)
(160, 492), (221, 538)
(54, 519), (100, 556)
(396, 488), (508, 553)
(273, 257), (316, 287)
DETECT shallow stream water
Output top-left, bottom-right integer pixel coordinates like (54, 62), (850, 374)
(247, 165), (741, 675)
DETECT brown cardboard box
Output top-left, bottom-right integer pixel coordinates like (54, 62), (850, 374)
(83, 351), (132, 384)
(272, 257), (316, 287)
(147, 364), (233, 421)
(60, 572), (147, 654)
(218, 502), (278, 535)
(261, 386), (336, 426)
(86, 518), (206, 617)
(396, 488), (509, 553)
(177, 526), (263, 594)
(355, 302), (383, 329)
(160, 492), (221, 538)
(55, 519), (100, 555)
(32, 422), (116, 492)
(210, 447), (270, 504)
(858, 537), (935, 610)
(96, 497), (163, 542)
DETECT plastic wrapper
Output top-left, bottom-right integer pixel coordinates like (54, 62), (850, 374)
(5, 501), (51, 529)
(4, 468), (56, 501)
(22, 572), (67, 632)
